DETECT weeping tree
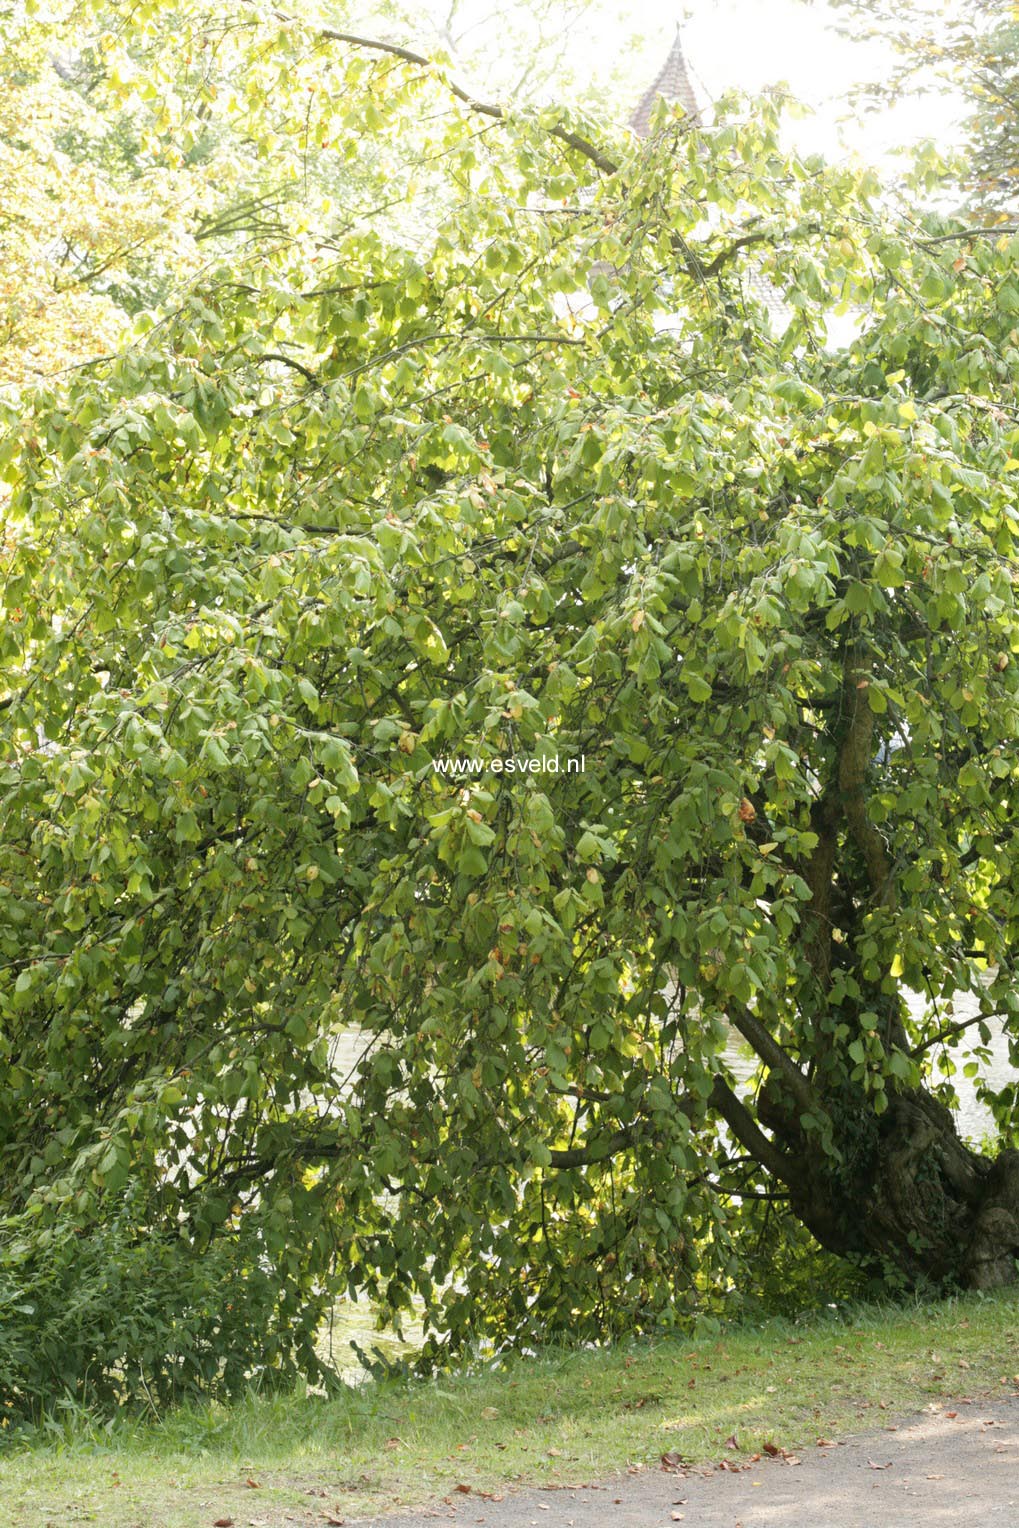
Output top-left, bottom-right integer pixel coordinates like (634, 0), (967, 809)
(3, 13), (1019, 1415)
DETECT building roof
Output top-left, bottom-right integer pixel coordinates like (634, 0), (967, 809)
(630, 25), (795, 327)
(630, 27), (702, 136)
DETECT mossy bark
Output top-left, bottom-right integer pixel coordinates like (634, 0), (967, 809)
(757, 1078), (1019, 1291)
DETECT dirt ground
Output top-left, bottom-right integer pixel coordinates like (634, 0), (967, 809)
(347, 1395), (1019, 1528)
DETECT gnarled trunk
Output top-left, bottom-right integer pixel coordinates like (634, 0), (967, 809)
(722, 640), (1019, 1291)
(758, 1079), (1019, 1291)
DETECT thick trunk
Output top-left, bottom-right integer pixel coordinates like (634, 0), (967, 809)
(758, 1079), (1019, 1291)
(738, 643), (1019, 1288)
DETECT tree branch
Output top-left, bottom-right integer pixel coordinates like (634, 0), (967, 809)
(727, 1001), (816, 1114)
(548, 1127), (634, 1169)
(255, 351), (321, 385)
(917, 226), (1018, 247)
(708, 1076), (796, 1184)
(305, 22), (621, 176)
(910, 1009), (1000, 1058)
(838, 645), (895, 906)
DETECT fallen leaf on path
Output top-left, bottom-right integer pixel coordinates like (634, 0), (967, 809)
(816, 1438), (835, 1447)
(245, 1478), (260, 1489)
(867, 1460), (892, 1470)
(762, 1441), (781, 1457)
(660, 1451), (687, 1472)
(213, 1519), (234, 1527)
(927, 1474), (944, 1480)
(454, 1483), (471, 1493)
(945, 1411), (958, 1419)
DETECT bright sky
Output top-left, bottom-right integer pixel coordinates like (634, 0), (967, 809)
(411, 0), (968, 172)
(641, 0), (966, 167)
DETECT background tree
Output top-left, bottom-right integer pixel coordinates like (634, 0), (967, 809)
(4, 6), (1019, 1418)
(825, 0), (1019, 217)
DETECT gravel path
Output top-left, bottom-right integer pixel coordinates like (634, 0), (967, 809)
(349, 1396), (1019, 1528)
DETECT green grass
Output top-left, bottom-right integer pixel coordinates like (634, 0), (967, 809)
(3, 1290), (1019, 1527)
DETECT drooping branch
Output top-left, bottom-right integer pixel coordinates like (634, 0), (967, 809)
(708, 1076), (796, 1184)
(260, 8), (817, 302)
(727, 1000), (816, 1115)
(301, 19), (621, 176)
(255, 351), (320, 385)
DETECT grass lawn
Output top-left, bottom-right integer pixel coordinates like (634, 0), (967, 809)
(3, 1290), (1019, 1527)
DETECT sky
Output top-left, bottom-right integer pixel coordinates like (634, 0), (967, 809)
(405, 0), (968, 171)
(631, 0), (966, 168)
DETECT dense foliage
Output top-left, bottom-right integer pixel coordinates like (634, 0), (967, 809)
(4, 4), (1019, 1418)
(0, 0), (641, 386)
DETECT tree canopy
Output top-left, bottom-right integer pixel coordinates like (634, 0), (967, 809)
(4, 3), (1019, 1419)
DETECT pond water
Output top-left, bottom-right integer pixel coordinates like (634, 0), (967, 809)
(326, 987), (1015, 1150)
(721, 988), (1015, 1146)
(319, 988), (1017, 1375)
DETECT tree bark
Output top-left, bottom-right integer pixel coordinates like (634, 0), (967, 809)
(750, 1074), (1019, 1291)
(728, 636), (1018, 1286)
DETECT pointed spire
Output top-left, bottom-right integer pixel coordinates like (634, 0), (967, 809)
(630, 26), (701, 137)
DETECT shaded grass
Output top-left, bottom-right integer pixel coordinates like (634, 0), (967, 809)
(3, 1289), (1019, 1526)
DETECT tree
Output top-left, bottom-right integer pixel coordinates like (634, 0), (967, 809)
(3, 15), (1019, 1415)
(825, 0), (1019, 217)
(0, 0), (644, 388)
